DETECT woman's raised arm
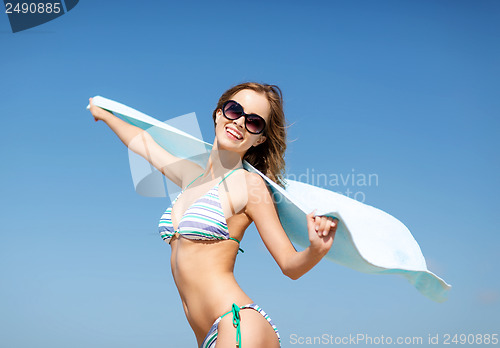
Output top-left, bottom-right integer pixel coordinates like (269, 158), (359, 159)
(88, 97), (202, 188)
(244, 172), (337, 280)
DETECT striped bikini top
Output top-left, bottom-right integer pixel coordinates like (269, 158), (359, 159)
(158, 168), (244, 252)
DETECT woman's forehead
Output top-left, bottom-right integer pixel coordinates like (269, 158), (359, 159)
(231, 89), (271, 120)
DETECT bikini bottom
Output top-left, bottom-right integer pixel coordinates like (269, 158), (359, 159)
(200, 303), (281, 348)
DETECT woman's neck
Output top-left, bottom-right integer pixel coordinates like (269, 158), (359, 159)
(203, 140), (244, 179)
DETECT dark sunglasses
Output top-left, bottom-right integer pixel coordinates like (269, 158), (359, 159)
(222, 100), (266, 135)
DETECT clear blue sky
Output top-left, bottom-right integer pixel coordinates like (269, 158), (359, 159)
(1, 1), (499, 347)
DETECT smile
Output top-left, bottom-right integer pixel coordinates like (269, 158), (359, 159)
(225, 126), (243, 141)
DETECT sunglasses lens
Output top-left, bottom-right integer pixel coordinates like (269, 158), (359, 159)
(246, 115), (265, 134)
(223, 101), (242, 120)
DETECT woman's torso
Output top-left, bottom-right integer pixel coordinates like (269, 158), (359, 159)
(160, 168), (254, 343)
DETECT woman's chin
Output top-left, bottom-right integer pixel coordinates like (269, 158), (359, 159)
(216, 137), (249, 155)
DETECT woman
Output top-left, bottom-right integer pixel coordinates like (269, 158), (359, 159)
(88, 82), (338, 348)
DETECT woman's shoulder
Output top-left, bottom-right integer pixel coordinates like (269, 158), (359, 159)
(223, 168), (262, 189)
(236, 169), (263, 185)
(223, 169), (268, 196)
(241, 170), (273, 202)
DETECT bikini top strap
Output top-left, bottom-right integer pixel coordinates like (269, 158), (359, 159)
(217, 168), (242, 186)
(185, 167), (241, 191)
(184, 172), (204, 190)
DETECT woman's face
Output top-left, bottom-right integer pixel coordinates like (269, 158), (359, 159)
(215, 89), (270, 156)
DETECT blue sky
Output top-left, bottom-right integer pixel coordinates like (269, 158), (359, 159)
(1, 1), (499, 347)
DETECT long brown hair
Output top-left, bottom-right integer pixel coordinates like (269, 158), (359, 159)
(212, 82), (288, 188)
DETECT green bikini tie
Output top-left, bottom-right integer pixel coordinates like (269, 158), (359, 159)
(221, 303), (242, 347)
(229, 237), (245, 253)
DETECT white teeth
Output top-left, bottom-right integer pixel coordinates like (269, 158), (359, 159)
(227, 128), (242, 140)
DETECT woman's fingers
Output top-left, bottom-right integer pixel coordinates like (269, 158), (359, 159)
(328, 218), (338, 236)
(314, 215), (326, 236)
(306, 209), (317, 232)
(88, 97), (103, 122)
(323, 218), (332, 237)
(323, 217), (333, 237)
(307, 212), (337, 254)
(309, 210), (327, 237)
(314, 216), (337, 237)
(308, 210), (339, 238)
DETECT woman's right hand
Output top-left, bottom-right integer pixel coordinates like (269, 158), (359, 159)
(306, 210), (337, 256)
(88, 97), (113, 122)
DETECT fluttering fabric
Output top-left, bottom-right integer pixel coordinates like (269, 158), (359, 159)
(87, 96), (451, 302)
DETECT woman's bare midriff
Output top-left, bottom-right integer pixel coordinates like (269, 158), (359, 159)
(169, 235), (253, 345)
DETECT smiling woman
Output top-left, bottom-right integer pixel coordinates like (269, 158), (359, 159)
(212, 82), (288, 189)
(88, 82), (338, 348)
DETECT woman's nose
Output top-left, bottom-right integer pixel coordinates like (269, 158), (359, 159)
(233, 117), (245, 130)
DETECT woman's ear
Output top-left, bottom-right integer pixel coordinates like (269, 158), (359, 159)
(215, 109), (222, 124)
(253, 135), (267, 147)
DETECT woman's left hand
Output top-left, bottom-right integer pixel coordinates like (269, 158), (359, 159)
(306, 210), (337, 255)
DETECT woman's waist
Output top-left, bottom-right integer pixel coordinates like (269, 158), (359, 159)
(182, 286), (251, 315)
(172, 260), (237, 298)
(170, 241), (242, 297)
(180, 284), (253, 339)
